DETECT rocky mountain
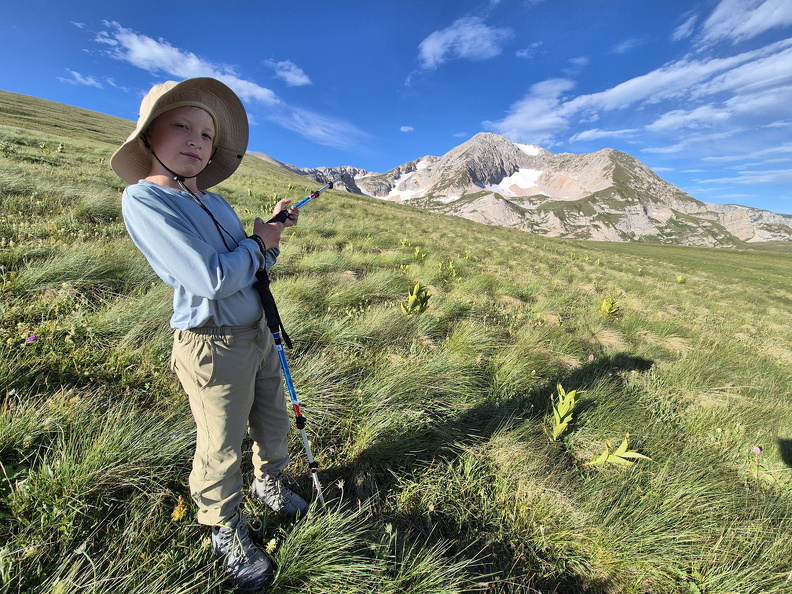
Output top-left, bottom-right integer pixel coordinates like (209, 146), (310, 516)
(255, 133), (792, 246)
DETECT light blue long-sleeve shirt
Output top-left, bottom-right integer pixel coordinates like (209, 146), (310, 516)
(122, 180), (279, 330)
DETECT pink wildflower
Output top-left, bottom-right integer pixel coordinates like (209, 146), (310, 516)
(26, 334), (37, 343)
(588, 354), (595, 361)
(752, 446), (762, 455)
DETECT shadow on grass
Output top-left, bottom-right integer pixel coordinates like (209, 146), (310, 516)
(778, 439), (792, 468)
(317, 351), (655, 593)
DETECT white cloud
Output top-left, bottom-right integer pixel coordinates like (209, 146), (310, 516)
(486, 32), (792, 147)
(94, 22), (367, 150)
(105, 78), (131, 92)
(699, 0), (792, 46)
(516, 41), (541, 59)
(703, 144), (792, 162)
(97, 23), (215, 79)
(58, 70), (102, 88)
(483, 78), (574, 143)
(270, 104), (368, 150)
(96, 21), (278, 104)
(703, 168), (792, 185)
(565, 57), (724, 112)
(642, 130), (739, 154)
(418, 16), (513, 69)
(563, 55), (589, 76)
(264, 59), (312, 87)
(611, 38), (643, 54)
(672, 13), (699, 41)
(400, 126), (414, 133)
(691, 40), (792, 96)
(726, 87), (792, 120)
(646, 105), (731, 132)
(570, 128), (638, 142)
(566, 38), (791, 120)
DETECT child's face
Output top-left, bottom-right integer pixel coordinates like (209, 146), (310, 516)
(146, 106), (216, 179)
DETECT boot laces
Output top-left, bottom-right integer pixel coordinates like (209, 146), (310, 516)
(216, 516), (260, 563)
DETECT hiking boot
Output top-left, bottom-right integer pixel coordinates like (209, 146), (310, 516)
(250, 473), (308, 518)
(211, 513), (274, 592)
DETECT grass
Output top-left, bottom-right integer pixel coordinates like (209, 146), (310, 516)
(2, 89), (792, 593)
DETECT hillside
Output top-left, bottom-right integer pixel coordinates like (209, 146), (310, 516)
(2, 90), (792, 593)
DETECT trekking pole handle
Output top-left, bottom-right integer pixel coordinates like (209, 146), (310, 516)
(265, 178), (340, 224)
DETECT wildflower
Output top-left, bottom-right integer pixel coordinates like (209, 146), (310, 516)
(588, 354), (595, 361)
(26, 334), (37, 343)
(171, 495), (188, 522)
(752, 446), (762, 455)
(265, 538), (278, 554)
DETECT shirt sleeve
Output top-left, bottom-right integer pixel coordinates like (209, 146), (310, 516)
(263, 246), (280, 272)
(122, 186), (265, 300)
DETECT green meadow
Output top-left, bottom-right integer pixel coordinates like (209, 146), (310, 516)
(1, 90), (792, 593)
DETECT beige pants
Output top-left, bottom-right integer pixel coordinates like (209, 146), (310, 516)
(170, 321), (291, 525)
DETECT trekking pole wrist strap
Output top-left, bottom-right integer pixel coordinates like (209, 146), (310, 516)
(249, 234), (267, 255)
(253, 269), (292, 348)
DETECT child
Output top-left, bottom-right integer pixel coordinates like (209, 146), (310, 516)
(111, 77), (306, 591)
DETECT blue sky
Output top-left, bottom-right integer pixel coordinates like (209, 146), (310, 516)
(2, 0), (792, 214)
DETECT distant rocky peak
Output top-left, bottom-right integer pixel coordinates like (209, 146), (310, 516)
(251, 133), (792, 246)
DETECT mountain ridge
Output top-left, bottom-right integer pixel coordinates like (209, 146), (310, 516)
(256, 132), (792, 247)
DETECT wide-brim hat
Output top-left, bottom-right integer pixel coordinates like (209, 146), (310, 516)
(111, 77), (248, 188)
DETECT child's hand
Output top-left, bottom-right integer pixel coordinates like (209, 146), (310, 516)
(253, 217), (284, 249)
(273, 199), (299, 228)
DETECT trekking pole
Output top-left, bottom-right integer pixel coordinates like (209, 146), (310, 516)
(271, 331), (327, 510)
(267, 177), (339, 224)
(254, 177), (340, 511)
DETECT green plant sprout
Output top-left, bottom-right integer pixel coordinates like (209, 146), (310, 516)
(599, 298), (620, 317)
(587, 433), (652, 467)
(550, 383), (582, 441)
(438, 260), (457, 280)
(400, 282), (431, 316)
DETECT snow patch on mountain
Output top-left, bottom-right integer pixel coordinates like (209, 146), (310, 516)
(415, 158), (432, 170)
(484, 168), (543, 197)
(515, 143), (541, 156)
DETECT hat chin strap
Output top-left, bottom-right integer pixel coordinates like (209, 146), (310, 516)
(140, 134), (215, 184)
(140, 134), (235, 252)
